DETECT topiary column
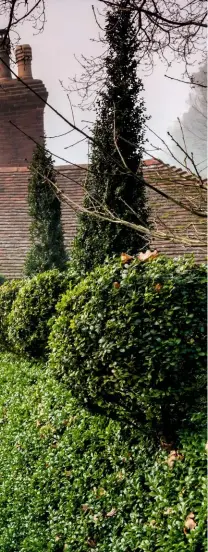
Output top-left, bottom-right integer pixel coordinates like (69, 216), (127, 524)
(72, 0), (149, 274)
(25, 143), (67, 276)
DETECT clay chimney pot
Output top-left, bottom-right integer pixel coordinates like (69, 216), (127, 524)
(15, 44), (32, 79)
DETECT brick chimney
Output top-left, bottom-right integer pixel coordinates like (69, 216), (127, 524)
(0, 31), (48, 167)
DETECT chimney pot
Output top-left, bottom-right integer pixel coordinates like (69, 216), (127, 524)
(15, 44), (32, 79)
(0, 29), (11, 80)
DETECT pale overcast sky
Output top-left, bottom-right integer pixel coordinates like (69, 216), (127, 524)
(1, 0), (203, 166)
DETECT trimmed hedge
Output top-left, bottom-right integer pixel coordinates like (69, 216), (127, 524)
(0, 279), (22, 350)
(0, 352), (206, 552)
(0, 274), (5, 286)
(48, 255), (207, 440)
(8, 269), (76, 359)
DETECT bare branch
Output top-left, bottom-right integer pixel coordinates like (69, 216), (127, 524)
(167, 128), (205, 187)
(97, 0), (207, 76)
(2, 51), (205, 226)
(165, 74), (207, 88)
(33, 163), (207, 248)
(64, 137), (86, 150)
(0, 0), (46, 46)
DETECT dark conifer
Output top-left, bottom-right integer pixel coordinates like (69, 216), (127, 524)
(73, 0), (149, 273)
(25, 144), (67, 276)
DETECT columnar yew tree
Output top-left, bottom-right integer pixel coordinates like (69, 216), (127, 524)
(73, 0), (149, 273)
(25, 144), (67, 276)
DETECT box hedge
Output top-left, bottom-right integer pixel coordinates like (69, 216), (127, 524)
(0, 352), (206, 551)
(8, 269), (76, 359)
(0, 279), (22, 351)
(48, 255), (207, 441)
(0, 274), (5, 286)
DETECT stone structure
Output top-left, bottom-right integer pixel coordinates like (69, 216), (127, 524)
(0, 34), (206, 278)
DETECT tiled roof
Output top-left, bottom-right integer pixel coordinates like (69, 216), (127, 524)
(141, 159), (206, 260)
(0, 159), (206, 279)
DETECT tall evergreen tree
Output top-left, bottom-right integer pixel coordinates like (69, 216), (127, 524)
(25, 143), (67, 276)
(73, 0), (149, 273)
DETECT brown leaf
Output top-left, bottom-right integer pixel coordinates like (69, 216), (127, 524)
(36, 419), (41, 427)
(106, 508), (117, 517)
(55, 535), (61, 542)
(164, 507), (175, 515)
(116, 471), (124, 481)
(205, 441), (208, 452)
(93, 513), (102, 522)
(137, 249), (158, 262)
(167, 450), (177, 468)
(62, 417), (76, 426)
(68, 416), (77, 425)
(81, 504), (90, 512)
(167, 450), (184, 468)
(113, 281), (120, 289)
(121, 252), (134, 264)
(184, 512), (197, 534)
(155, 283), (162, 292)
(87, 538), (97, 548)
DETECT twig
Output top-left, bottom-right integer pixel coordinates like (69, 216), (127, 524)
(165, 74), (207, 89)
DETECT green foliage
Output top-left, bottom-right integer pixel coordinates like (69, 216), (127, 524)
(0, 279), (22, 351)
(8, 270), (74, 359)
(73, 0), (149, 274)
(0, 274), (5, 285)
(0, 352), (206, 551)
(49, 255), (207, 440)
(25, 143), (67, 276)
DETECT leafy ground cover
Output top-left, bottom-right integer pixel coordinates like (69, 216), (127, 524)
(0, 353), (206, 552)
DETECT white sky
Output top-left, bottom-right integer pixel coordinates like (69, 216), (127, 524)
(1, 0), (202, 165)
